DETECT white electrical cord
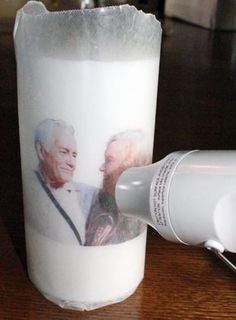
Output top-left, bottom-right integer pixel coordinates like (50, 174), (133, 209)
(207, 247), (236, 274)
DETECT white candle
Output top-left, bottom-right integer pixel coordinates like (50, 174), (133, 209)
(19, 56), (159, 309)
(15, 3), (161, 310)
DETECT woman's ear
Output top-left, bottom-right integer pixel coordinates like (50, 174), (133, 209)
(36, 142), (46, 161)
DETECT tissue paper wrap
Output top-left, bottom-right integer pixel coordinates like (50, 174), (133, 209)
(14, 1), (161, 61)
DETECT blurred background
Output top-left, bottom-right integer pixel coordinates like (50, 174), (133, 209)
(1, 0), (236, 32)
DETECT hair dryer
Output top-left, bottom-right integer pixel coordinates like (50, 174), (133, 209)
(116, 150), (236, 272)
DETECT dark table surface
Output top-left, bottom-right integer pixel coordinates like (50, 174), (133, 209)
(1, 17), (236, 319)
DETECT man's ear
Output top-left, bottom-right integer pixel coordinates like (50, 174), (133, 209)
(36, 142), (46, 161)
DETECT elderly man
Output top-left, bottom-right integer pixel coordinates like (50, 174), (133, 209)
(85, 130), (151, 246)
(32, 118), (97, 245)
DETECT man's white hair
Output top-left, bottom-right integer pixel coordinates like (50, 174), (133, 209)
(34, 118), (75, 151)
(108, 130), (152, 166)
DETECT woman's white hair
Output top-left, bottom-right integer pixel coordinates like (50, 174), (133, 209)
(108, 130), (152, 166)
(34, 118), (75, 151)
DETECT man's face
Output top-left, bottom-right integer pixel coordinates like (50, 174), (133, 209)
(41, 128), (78, 188)
(100, 140), (131, 195)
